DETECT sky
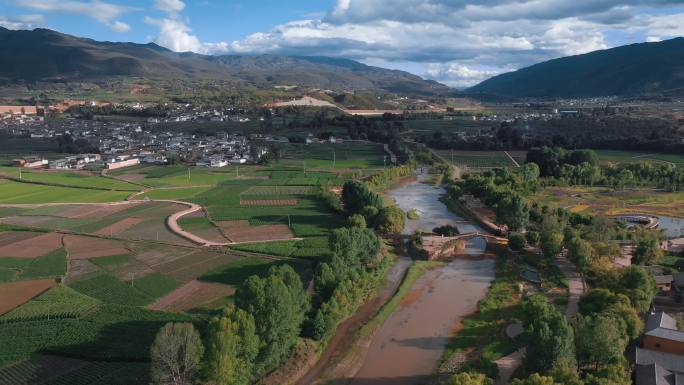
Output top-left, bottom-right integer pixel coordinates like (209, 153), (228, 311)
(2, 0), (684, 88)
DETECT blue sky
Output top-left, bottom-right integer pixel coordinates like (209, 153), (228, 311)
(2, 0), (684, 87)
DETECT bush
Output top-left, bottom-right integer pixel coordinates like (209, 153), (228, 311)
(526, 231), (541, 246)
(508, 234), (526, 251)
(433, 225), (460, 236)
(407, 209), (420, 220)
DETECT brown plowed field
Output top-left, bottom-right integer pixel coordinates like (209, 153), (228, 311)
(94, 217), (145, 236)
(149, 280), (235, 312)
(217, 221), (294, 243)
(60, 203), (139, 219)
(0, 232), (63, 259)
(63, 235), (130, 260)
(0, 279), (56, 315)
(66, 259), (101, 281)
(240, 199), (298, 206)
(153, 251), (243, 283)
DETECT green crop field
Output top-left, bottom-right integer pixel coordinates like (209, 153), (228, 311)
(19, 249), (67, 280)
(0, 304), (192, 367)
(131, 272), (181, 299)
(404, 118), (493, 136)
(90, 254), (131, 267)
(596, 150), (684, 167)
(139, 186), (212, 200)
(0, 285), (100, 322)
(0, 167), (141, 191)
(276, 143), (386, 169)
(0, 180), (130, 204)
(436, 150), (519, 168)
(0, 360), (150, 385)
(69, 273), (153, 306)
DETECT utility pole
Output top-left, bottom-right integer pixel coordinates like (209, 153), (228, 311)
(187, 168), (190, 184)
(19, 168), (22, 180)
(288, 215), (291, 228)
(332, 151), (336, 169)
(383, 156), (386, 169)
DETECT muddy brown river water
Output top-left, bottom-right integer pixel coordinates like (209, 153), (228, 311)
(344, 172), (496, 385)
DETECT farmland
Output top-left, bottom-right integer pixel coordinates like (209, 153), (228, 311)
(596, 150), (684, 167)
(0, 167), (141, 191)
(0, 142), (387, 378)
(435, 150), (526, 168)
(0, 180), (131, 204)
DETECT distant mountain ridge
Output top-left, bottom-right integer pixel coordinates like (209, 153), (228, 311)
(0, 27), (451, 95)
(469, 38), (684, 98)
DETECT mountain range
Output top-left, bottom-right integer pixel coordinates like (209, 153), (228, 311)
(469, 37), (684, 98)
(0, 27), (450, 95)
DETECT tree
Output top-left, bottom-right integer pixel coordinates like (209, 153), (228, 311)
(449, 372), (493, 385)
(575, 315), (627, 369)
(347, 214), (367, 228)
(584, 361), (632, 385)
(375, 205), (406, 234)
(235, 265), (309, 375)
(341, 181), (382, 215)
(204, 309), (259, 385)
(511, 374), (558, 385)
(578, 289), (629, 316)
(150, 322), (204, 385)
(522, 296), (576, 374)
(617, 266), (657, 313)
(496, 194), (529, 231)
(526, 231), (541, 246)
(567, 237), (595, 274)
(540, 215), (564, 258)
(522, 163), (541, 184)
(632, 230), (663, 265)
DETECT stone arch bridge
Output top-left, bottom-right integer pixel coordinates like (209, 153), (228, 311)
(421, 232), (508, 260)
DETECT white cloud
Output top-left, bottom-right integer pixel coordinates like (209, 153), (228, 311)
(18, 0), (132, 32)
(426, 63), (507, 87)
(145, 0), (229, 55)
(0, 14), (45, 30)
(223, 0), (684, 87)
(154, 0), (185, 14)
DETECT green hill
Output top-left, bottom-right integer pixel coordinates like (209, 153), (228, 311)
(469, 38), (684, 98)
(0, 27), (450, 96)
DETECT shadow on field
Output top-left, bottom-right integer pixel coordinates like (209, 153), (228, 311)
(199, 259), (312, 286)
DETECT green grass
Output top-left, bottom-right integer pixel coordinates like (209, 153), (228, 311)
(0, 285), (100, 322)
(0, 304), (192, 367)
(661, 254), (684, 272)
(90, 254), (131, 267)
(0, 180), (130, 204)
(0, 167), (141, 191)
(131, 272), (181, 299)
(69, 273), (153, 306)
(19, 249), (67, 280)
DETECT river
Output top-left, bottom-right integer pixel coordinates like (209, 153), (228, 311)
(344, 172), (496, 385)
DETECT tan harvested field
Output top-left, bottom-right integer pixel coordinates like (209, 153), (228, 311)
(0, 279), (56, 315)
(108, 259), (155, 280)
(218, 221), (295, 243)
(0, 232), (63, 259)
(153, 251), (244, 283)
(63, 235), (130, 260)
(115, 173), (145, 183)
(240, 199), (299, 206)
(60, 203), (139, 219)
(149, 279), (235, 312)
(66, 259), (100, 281)
(94, 217), (145, 236)
(0, 231), (40, 247)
